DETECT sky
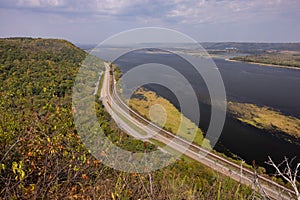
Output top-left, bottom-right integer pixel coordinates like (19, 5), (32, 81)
(0, 0), (300, 44)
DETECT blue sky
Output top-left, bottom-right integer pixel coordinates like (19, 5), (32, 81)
(0, 0), (300, 44)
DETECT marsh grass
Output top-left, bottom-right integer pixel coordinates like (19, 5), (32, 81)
(228, 102), (300, 139)
(129, 88), (205, 146)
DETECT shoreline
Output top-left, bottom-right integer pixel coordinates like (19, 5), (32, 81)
(225, 58), (300, 70)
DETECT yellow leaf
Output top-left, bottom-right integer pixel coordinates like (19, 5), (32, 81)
(0, 163), (5, 172)
(20, 170), (25, 180)
(111, 192), (115, 200)
(12, 162), (18, 174)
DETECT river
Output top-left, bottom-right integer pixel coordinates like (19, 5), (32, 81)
(94, 48), (300, 172)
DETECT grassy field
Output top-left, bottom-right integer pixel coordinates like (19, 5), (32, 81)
(231, 51), (300, 68)
(228, 102), (300, 139)
(128, 88), (208, 147)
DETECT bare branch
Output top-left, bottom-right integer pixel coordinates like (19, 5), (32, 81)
(266, 156), (300, 200)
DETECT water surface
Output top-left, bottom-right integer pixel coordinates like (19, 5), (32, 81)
(95, 49), (300, 171)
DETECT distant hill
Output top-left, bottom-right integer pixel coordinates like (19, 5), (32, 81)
(78, 41), (300, 54)
(76, 43), (97, 51)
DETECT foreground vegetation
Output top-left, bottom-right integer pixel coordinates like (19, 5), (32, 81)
(0, 38), (254, 199)
(231, 52), (300, 68)
(228, 102), (300, 141)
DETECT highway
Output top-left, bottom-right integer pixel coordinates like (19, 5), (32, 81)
(100, 62), (296, 200)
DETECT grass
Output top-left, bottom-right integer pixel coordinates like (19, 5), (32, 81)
(128, 88), (205, 146)
(228, 101), (300, 139)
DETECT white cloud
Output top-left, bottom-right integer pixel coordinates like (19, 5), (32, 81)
(165, 0), (298, 24)
(1, 0), (300, 42)
(94, 0), (142, 12)
(17, 0), (66, 7)
(2, 0), (300, 25)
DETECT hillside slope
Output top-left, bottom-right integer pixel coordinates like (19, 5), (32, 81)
(0, 38), (253, 199)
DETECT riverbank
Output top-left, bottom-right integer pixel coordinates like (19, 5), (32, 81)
(226, 58), (300, 70)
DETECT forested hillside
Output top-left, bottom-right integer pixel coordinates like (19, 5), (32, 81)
(0, 38), (253, 199)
